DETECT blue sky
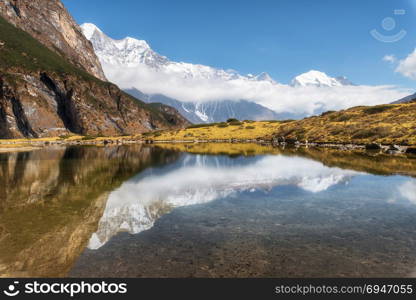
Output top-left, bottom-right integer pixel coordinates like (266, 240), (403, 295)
(63, 0), (416, 87)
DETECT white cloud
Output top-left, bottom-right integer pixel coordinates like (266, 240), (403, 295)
(383, 54), (397, 64)
(103, 62), (411, 116)
(396, 48), (416, 80)
(399, 180), (416, 204)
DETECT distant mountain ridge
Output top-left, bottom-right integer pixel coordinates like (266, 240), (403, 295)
(126, 88), (284, 123)
(82, 23), (353, 88)
(82, 23), (355, 122)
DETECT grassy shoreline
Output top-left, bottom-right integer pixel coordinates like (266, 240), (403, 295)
(0, 135), (143, 151)
(2, 100), (416, 155)
(144, 102), (416, 149)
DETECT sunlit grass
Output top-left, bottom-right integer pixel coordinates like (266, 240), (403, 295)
(146, 120), (287, 141)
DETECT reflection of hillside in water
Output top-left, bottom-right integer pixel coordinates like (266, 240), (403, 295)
(0, 145), (180, 277)
(155, 143), (416, 177)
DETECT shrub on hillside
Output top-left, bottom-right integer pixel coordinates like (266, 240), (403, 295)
(363, 105), (393, 115)
(229, 121), (243, 126)
(82, 135), (95, 140)
(227, 118), (239, 123)
(321, 110), (336, 116)
(351, 127), (390, 139)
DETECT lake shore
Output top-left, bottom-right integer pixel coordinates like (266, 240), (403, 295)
(1, 134), (416, 156)
(0, 135), (144, 151)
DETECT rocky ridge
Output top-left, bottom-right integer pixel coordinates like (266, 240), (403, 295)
(0, 0), (106, 80)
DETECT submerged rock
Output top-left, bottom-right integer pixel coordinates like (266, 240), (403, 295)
(365, 143), (382, 150)
(406, 148), (416, 154)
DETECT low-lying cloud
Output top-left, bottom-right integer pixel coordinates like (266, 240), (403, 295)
(102, 62), (411, 116)
(396, 48), (416, 80)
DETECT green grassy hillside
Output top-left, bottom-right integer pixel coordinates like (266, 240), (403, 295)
(273, 102), (416, 145)
(0, 16), (98, 82)
(144, 101), (416, 146)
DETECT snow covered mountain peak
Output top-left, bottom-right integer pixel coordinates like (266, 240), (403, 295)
(116, 37), (151, 50)
(81, 23), (102, 40)
(291, 70), (352, 87)
(250, 72), (276, 84)
(81, 23), (279, 83)
(81, 23), (167, 68)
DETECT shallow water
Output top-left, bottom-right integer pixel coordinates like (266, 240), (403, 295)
(1, 144), (416, 277)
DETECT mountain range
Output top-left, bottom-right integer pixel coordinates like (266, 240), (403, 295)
(125, 88), (285, 123)
(81, 23), (355, 123)
(0, 0), (188, 139)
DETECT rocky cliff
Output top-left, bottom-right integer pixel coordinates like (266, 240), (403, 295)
(0, 1), (189, 139)
(0, 0), (106, 80)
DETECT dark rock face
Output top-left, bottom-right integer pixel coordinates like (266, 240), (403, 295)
(0, 0), (106, 80)
(0, 71), (189, 138)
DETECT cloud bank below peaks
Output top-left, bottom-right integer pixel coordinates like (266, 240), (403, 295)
(103, 62), (410, 116)
(82, 23), (412, 116)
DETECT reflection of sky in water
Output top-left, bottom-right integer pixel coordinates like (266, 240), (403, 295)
(399, 180), (416, 204)
(88, 154), (416, 249)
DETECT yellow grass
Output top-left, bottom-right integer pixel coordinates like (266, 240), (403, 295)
(148, 121), (284, 141)
(154, 142), (282, 156)
(3, 101), (416, 148)
(273, 102), (416, 145)
(0, 135), (139, 149)
(148, 102), (416, 146)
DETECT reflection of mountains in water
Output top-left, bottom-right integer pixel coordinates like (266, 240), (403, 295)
(89, 154), (359, 249)
(0, 145), (180, 277)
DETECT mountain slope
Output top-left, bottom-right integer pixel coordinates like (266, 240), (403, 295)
(271, 102), (416, 145)
(392, 93), (416, 104)
(0, 9), (188, 139)
(0, 0), (106, 81)
(146, 101), (416, 147)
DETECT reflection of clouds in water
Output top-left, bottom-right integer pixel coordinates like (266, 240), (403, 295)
(403, 180), (416, 278)
(399, 180), (416, 204)
(88, 155), (359, 249)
